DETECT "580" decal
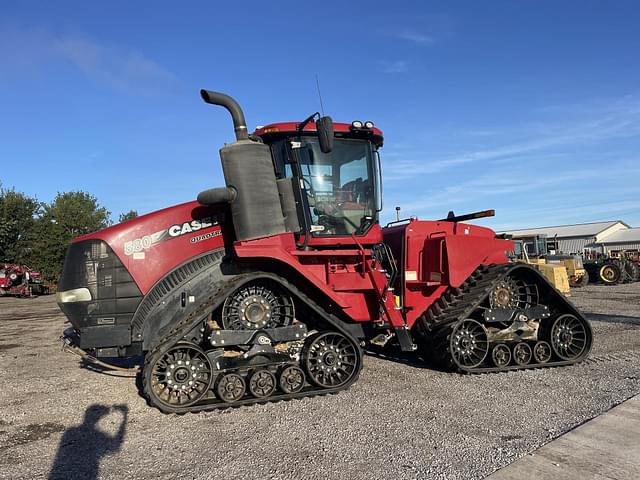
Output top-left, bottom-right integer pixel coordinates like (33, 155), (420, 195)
(124, 214), (222, 256)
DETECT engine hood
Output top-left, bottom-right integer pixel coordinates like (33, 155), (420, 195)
(74, 201), (229, 294)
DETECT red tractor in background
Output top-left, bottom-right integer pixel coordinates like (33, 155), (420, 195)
(0, 264), (47, 297)
(57, 90), (592, 413)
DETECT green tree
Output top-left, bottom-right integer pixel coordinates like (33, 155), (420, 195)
(0, 183), (41, 263)
(27, 191), (111, 282)
(119, 210), (138, 223)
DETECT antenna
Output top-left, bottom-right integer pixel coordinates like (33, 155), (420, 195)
(315, 74), (325, 116)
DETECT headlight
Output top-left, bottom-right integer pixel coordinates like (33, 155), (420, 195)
(351, 120), (363, 129)
(364, 121), (374, 129)
(56, 288), (92, 303)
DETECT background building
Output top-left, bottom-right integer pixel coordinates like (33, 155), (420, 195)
(505, 221), (630, 254)
(588, 227), (640, 253)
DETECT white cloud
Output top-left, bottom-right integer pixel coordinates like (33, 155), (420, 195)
(0, 26), (176, 94)
(383, 96), (640, 182)
(391, 29), (434, 46)
(380, 94), (640, 227)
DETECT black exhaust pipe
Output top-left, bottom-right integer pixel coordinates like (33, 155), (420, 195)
(200, 89), (248, 141)
(198, 88), (287, 241)
(197, 186), (237, 205)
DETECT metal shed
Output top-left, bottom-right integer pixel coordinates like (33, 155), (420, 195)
(589, 227), (640, 253)
(505, 221), (630, 254)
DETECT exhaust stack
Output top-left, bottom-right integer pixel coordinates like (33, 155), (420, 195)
(198, 89), (287, 241)
(200, 89), (248, 141)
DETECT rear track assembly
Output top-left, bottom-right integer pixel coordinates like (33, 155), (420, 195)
(415, 264), (592, 373)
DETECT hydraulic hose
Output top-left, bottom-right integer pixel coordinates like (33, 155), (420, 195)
(62, 341), (140, 374)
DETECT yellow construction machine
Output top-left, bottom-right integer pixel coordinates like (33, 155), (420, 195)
(544, 254), (589, 287)
(512, 237), (571, 295)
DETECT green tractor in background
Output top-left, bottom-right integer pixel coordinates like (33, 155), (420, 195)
(584, 251), (640, 285)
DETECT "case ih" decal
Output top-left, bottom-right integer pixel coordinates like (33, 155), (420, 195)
(124, 215), (222, 256)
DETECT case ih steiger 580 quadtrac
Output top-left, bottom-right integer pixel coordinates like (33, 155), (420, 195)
(57, 90), (592, 413)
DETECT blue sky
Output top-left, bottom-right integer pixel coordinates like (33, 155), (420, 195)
(1, 1), (639, 230)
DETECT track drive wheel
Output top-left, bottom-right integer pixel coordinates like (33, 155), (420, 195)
(144, 343), (213, 411)
(303, 332), (360, 388)
(489, 276), (534, 310)
(221, 282), (294, 330)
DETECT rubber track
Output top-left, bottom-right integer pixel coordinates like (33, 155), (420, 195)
(142, 273), (363, 414)
(414, 264), (592, 373)
(416, 264), (510, 333)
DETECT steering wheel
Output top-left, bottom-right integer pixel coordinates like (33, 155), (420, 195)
(316, 214), (335, 233)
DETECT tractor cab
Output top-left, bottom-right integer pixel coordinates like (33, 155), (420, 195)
(255, 120), (384, 243)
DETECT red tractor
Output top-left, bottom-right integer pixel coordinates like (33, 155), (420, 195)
(0, 264), (45, 297)
(57, 90), (592, 413)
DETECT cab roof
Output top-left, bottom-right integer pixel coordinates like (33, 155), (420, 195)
(253, 122), (384, 147)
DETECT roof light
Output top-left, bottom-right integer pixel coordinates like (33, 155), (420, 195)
(351, 120), (363, 129)
(364, 121), (374, 129)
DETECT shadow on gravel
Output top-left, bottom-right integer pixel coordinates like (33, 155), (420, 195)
(48, 404), (128, 480)
(586, 313), (640, 325)
(364, 346), (451, 372)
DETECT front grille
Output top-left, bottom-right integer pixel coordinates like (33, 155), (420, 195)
(58, 240), (142, 349)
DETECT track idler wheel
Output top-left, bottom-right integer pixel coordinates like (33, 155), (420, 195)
(216, 373), (246, 403)
(279, 365), (305, 394)
(533, 341), (552, 364)
(550, 314), (590, 360)
(449, 319), (489, 369)
(491, 343), (511, 368)
(303, 332), (360, 388)
(513, 342), (532, 366)
(146, 343), (213, 409)
(248, 369), (276, 398)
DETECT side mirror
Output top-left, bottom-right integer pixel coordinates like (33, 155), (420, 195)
(316, 116), (334, 153)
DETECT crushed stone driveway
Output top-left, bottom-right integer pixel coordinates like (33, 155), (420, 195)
(0, 283), (639, 480)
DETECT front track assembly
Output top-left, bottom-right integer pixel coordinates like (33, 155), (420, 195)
(142, 280), (363, 414)
(415, 264), (593, 373)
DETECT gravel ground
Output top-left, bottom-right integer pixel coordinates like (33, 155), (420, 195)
(0, 283), (639, 480)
